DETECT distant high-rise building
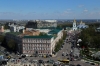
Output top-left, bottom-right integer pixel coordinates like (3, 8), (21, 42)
(25, 21), (37, 29)
(25, 20), (57, 29)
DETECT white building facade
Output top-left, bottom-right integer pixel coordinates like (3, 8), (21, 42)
(22, 36), (54, 55)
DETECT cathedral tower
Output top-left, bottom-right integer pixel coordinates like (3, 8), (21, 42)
(73, 19), (77, 30)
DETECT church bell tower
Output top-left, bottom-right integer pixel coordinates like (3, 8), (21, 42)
(73, 19), (77, 31)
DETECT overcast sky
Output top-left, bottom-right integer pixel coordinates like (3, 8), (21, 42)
(0, 0), (100, 20)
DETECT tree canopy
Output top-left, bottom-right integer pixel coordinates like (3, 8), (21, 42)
(7, 39), (16, 50)
(79, 26), (100, 48)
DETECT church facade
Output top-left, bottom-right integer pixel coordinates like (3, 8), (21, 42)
(72, 19), (88, 31)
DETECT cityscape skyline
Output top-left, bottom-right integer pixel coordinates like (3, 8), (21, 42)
(0, 0), (100, 19)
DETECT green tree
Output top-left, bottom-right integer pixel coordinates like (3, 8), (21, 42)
(54, 30), (67, 52)
(62, 30), (67, 40)
(4, 25), (9, 29)
(0, 35), (4, 42)
(79, 26), (100, 48)
(7, 39), (16, 50)
(39, 32), (47, 36)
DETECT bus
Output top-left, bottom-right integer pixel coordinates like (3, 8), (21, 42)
(58, 59), (69, 63)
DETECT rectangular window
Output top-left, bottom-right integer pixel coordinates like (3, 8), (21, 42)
(36, 39), (37, 43)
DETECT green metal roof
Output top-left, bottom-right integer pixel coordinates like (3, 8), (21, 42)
(48, 29), (62, 34)
(23, 35), (53, 39)
(38, 27), (56, 29)
(6, 32), (21, 35)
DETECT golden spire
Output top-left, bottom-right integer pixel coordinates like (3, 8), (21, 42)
(81, 20), (82, 23)
(80, 20), (82, 25)
(74, 18), (76, 23)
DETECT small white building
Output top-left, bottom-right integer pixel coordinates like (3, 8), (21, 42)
(10, 25), (25, 32)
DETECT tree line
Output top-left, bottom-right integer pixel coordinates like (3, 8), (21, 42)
(54, 30), (67, 52)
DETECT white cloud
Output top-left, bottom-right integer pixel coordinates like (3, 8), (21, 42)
(67, 9), (71, 11)
(84, 9), (88, 12)
(64, 11), (70, 14)
(78, 5), (84, 8)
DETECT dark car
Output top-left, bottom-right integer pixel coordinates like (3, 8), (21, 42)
(5, 53), (9, 56)
(49, 55), (52, 57)
(47, 60), (54, 64)
(67, 57), (69, 59)
(30, 55), (34, 57)
(19, 57), (22, 59)
(38, 60), (44, 63)
(90, 63), (95, 65)
(21, 55), (26, 58)
(1, 61), (7, 65)
(66, 53), (68, 56)
(46, 54), (49, 58)
(76, 64), (81, 66)
(62, 54), (64, 56)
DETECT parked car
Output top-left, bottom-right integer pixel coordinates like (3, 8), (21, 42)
(21, 55), (26, 58)
(30, 55), (34, 57)
(38, 60), (44, 63)
(49, 55), (52, 57)
(19, 57), (22, 59)
(90, 63), (95, 65)
(76, 64), (81, 66)
(62, 54), (64, 56)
